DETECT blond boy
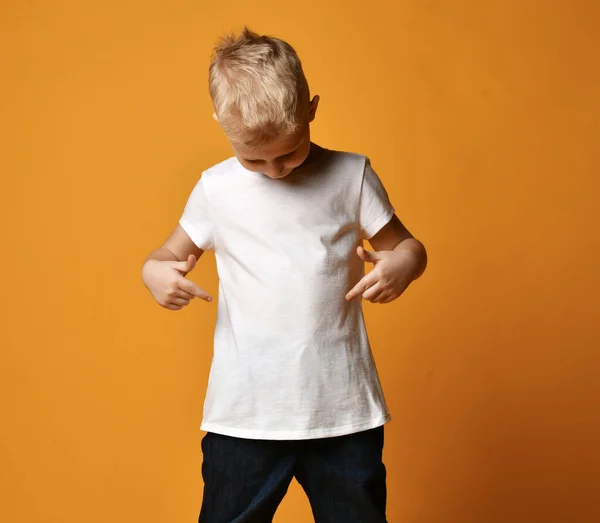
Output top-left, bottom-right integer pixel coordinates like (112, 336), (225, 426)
(142, 28), (427, 523)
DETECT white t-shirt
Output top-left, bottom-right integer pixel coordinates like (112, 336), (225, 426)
(179, 149), (395, 440)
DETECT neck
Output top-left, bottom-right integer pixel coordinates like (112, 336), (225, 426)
(302, 142), (324, 168)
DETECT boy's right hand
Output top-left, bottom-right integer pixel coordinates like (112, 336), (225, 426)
(142, 254), (212, 310)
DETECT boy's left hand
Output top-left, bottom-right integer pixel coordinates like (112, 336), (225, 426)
(345, 245), (419, 304)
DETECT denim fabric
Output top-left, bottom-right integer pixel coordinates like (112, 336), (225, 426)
(199, 426), (387, 523)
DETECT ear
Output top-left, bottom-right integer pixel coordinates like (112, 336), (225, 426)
(308, 95), (320, 123)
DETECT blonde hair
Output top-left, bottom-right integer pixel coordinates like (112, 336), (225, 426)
(209, 27), (310, 145)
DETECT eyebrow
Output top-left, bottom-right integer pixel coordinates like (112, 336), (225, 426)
(245, 148), (298, 162)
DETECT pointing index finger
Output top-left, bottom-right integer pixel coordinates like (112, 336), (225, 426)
(345, 273), (377, 301)
(178, 278), (212, 302)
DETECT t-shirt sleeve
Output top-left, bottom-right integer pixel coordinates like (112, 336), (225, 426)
(359, 158), (395, 240)
(179, 176), (215, 251)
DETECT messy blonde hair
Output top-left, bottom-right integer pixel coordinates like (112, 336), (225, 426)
(209, 27), (310, 145)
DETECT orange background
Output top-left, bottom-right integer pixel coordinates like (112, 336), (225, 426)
(2, 1), (599, 522)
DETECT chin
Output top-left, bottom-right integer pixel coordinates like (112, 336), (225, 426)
(270, 171), (292, 179)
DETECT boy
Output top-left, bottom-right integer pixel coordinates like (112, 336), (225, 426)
(142, 28), (427, 523)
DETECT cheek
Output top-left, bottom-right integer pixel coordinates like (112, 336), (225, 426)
(286, 158), (304, 170)
(289, 146), (311, 168)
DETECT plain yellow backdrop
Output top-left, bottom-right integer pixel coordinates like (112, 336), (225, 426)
(2, 1), (599, 522)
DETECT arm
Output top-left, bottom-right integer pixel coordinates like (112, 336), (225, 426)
(368, 214), (427, 280)
(144, 223), (204, 264)
(142, 224), (212, 310)
(345, 214), (427, 303)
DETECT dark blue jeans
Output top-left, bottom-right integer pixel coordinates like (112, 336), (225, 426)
(199, 426), (387, 523)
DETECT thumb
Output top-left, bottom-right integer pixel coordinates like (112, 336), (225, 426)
(172, 254), (197, 274)
(357, 245), (381, 263)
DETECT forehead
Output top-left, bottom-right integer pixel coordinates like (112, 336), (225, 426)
(234, 128), (307, 160)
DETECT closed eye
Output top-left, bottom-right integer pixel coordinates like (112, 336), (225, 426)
(279, 149), (298, 160)
(244, 149), (297, 164)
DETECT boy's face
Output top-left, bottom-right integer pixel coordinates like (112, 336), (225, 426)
(222, 96), (320, 180)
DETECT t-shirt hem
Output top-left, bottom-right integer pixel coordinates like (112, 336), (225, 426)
(364, 208), (395, 240)
(179, 217), (212, 251)
(199, 413), (391, 441)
